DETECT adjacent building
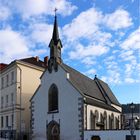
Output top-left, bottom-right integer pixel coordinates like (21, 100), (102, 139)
(30, 15), (122, 140)
(0, 57), (47, 139)
(122, 103), (140, 130)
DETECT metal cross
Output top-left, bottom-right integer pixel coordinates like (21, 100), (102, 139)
(54, 8), (58, 16)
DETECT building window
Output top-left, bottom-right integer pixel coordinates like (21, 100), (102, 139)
(1, 77), (4, 88)
(109, 113), (114, 129)
(6, 116), (8, 127)
(1, 96), (4, 108)
(6, 95), (8, 106)
(90, 111), (95, 129)
(100, 113), (104, 130)
(115, 117), (119, 129)
(109, 115), (111, 129)
(48, 84), (58, 112)
(11, 93), (14, 104)
(6, 74), (9, 86)
(11, 71), (14, 84)
(103, 111), (107, 130)
(1, 116), (3, 128)
(111, 113), (114, 129)
(95, 110), (99, 122)
(11, 114), (14, 127)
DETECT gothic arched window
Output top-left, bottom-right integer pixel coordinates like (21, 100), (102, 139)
(95, 110), (99, 122)
(115, 116), (119, 129)
(48, 84), (58, 112)
(90, 111), (95, 129)
(103, 111), (107, 130)
(109, 113), (114, 129)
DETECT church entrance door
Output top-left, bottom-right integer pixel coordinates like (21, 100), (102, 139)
(91, 136), (101, 140)
(47, 121), (60, 140)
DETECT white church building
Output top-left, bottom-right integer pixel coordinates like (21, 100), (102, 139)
(30, 15), (122, 140)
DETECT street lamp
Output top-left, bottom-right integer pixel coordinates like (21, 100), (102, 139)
(129, 102), (135, 140)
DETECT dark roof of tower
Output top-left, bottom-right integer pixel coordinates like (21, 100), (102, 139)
(52, 15), (59, 45)
(61, 63), (121, 107)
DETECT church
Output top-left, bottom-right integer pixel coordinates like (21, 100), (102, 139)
(30, 14), (122, 140)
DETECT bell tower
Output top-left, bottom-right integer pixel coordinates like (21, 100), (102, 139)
(48, 10), (63, 73)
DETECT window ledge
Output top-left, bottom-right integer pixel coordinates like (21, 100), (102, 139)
(48, 110), (59, 114)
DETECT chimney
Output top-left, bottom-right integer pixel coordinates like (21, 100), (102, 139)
(44, 56), (48, 66)
(35, 56), (39, 62)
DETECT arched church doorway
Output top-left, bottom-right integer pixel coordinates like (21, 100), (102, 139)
(91, 135), (101, 140)
(47, 121), (60, 140)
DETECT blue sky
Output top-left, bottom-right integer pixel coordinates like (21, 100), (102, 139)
(0, 0), (139, 104)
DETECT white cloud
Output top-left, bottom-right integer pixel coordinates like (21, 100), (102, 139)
(125, 64), (133, 76)
(131, 0), (135, 3)
(101, 71), (121, 84)
(0, 28), (49, 63)
(120, 27), (140, 50)
(125, 78), (137, 83)
(53, 0), (77, 16)
(0, 5), (11, 20)
(81, 57), (96, 65)
(123, 62), (140, 83)
(63, 8), (103, 41)
(86, 68), (96, 75)
(69, 43), (109, 60)
(0, 28), (29, 63)
(29, 23), (53, 45)
(7, 0), (77, 19)
(102, 56), (122, 84)
(104, 9), (132, 30)
(119, 50), (137, 64)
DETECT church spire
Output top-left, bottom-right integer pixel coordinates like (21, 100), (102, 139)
(52, 9), (59, 45)
(48, 9), (63, 73)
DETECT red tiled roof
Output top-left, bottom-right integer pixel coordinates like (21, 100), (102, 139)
(0, 63), (8, 71)
(19, 57), (47, 68)
(0, 56), (47, 72)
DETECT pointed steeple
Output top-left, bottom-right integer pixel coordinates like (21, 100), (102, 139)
(52, 15), (59, 45)
(48, 11), (63, 73)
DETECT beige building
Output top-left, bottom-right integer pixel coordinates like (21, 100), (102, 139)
(0, 57), (46, 139)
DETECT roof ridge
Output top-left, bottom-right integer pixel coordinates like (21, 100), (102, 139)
(94, 78), (112, 104)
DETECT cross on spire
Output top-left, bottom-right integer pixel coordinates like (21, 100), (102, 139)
(54, 8), (58, 16)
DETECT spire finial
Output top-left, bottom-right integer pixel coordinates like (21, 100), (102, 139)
(52, 8), (59, 44)
(95, 75), (97, 79)
(54, 8), (58, 16)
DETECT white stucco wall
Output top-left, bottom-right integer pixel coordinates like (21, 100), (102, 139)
(84, 130), (140, 140)
(32, 65), (82, 140)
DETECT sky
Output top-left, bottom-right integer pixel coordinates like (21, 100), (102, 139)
(0, 0), (139, 104)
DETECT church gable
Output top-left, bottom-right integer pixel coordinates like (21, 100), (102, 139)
(31, 64), (83, 140)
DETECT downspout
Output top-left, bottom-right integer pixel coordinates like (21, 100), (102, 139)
(17, 64), (22, 140)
